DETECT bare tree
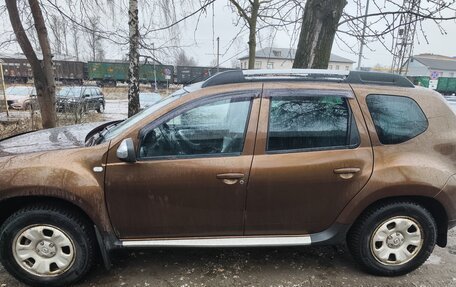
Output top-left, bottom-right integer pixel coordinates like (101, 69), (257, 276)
(229, 0), (260, 69)
(85, 16), (104, 61)
(49, 14), (63, 54)
(128, 0), (140, 117)
(71, 22), (80, 61)
(5, 0), (57, 128)
(293, 0), (456, 69)
(24, 9), (40, 52)
(293, 0), (347, 69)
(61, 15), (69, 55)
(174, 49), (197, 66)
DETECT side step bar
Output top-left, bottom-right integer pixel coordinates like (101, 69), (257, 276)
(122, 235), (311, 248)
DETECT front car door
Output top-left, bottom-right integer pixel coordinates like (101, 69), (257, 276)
(105, 89), (262, 239)
(245, 82), (373, 235)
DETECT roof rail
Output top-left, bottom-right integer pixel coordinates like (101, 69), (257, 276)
(201, 69), (414, 88)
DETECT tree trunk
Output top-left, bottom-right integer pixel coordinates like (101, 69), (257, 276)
(293, 0), (347, 69)
(6, 0), (57, 128)
(248, 0), (260, 69)
(128, 0), (140, 117)
(72, 23), (79, 61)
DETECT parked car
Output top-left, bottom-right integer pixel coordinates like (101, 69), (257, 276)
(1, 70), (456, 286)
(5, 86), (37, 110)
(139, 92), (161, 110)
(56, 86), (105, 113)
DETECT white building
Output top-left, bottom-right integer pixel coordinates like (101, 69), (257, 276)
(404, 54), (456, 78)
(239, 47), (355, 71)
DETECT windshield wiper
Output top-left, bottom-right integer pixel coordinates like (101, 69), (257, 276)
(96, 121), (125, 144)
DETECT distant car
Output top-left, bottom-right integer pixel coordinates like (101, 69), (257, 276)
(57, 86), (105, 113)
(5, 86), (37, 110)
(139, 92), (161, 110)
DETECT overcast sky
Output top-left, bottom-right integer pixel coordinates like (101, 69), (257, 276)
(1, 0), (455, 68)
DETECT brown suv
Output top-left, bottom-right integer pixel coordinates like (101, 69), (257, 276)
(1, 70), (456, 286)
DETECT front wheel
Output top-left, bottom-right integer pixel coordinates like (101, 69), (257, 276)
(0, 205), (96, 286)
(96, 102), (105, 113)
(347, 201), (437, 276)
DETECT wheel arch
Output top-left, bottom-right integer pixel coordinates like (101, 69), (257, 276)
(0, 196), (95, 230)
(347, 196), (448, 247)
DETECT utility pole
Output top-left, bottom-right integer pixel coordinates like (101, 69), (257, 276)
(216, 37), (220, 72)
(205, 36), (221, 74)
(357, 0), (369, 70)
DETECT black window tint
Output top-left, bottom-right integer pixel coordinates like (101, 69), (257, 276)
(366, 95), (428, 144)
(140, 97), (251, 158)
(267, 96), (360, 152)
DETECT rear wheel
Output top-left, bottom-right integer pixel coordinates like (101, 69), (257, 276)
(0, 205), (96, 286)
(348, 201), (436, 276)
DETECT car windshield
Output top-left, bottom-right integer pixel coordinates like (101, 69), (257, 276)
(6, 86), (34, 96)
(102, 93), (185, 141)
(58, 87), (85, 97)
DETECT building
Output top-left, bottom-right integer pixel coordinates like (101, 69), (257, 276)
(238, 47), (355, 71)
(404, 54), (456, 78)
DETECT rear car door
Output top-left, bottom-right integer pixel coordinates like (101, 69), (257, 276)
(105, 90), (261, 238)
(245, 83), (373, 235)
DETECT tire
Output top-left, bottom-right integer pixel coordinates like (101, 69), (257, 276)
(0, 205), (96, 287)
(347, 201), (437, 276)
(96, 102), (105, 113)
(24, 102), (31, 111)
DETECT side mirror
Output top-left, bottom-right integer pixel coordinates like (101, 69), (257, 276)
(83, 94), (90, 98)
(116, 138), (136, 163)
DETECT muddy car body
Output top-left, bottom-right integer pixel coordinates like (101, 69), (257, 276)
(1, 69), (456, 286)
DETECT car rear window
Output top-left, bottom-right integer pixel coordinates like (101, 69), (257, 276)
(366, 95), (428, 144)
(267, 95), (360, 152)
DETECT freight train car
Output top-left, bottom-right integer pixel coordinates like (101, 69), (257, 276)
(54, 61), (85, 84)
(407, 76), (430, 88)
(0, 56), (84, 84)
(87, 61), (174, 87)
(175, 66), (235, 84)
(436, 77), (456, 95)
(1, 57), (31, 83)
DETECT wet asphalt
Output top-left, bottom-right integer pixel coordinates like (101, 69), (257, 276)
(1, 229), (456, 286)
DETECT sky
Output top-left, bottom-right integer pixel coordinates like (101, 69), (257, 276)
(1, 0), (455, 68)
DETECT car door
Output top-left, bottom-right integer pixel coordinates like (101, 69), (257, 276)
(105, 91), (261, 239)
(87, 88), (98, 110)
(244, 83), (373, 236)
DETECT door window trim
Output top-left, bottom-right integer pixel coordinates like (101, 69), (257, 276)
(265, 89), (360, 154)
(137, 90), (258, 161)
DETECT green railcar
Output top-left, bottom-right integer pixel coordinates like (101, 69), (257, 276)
(436, 77), (456, 95)
(407, 76), (430, 88)
(87, 61), (174, 85)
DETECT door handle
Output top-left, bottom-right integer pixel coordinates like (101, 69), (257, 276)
(216, 173), (245, 185)
(333, 167), (361, 179)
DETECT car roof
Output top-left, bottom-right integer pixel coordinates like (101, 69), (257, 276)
(192, 69), (414, 91)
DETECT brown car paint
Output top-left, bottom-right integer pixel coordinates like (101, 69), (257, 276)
(0, 81), (456, 244)
(245, 82), (374, 235)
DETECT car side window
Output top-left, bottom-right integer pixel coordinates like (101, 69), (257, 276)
(267, 95), (360, 152)
(366, 94), (428, 144)
(139, 96), (252, 158)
